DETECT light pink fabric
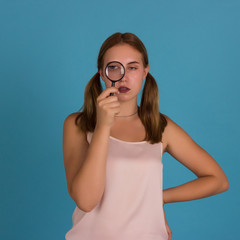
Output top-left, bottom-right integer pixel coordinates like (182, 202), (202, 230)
(65, 132), (168, 240)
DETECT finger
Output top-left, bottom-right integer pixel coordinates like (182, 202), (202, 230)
(97, 87), (118, 101)
(107, 100), (120, 107)
(100, 95), (119, 105)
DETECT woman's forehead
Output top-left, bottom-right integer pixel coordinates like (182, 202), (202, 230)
(103, 44), (143, 66)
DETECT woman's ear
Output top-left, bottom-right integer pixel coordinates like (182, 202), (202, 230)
(144, 65), (149, 79)
(99, 69), (104, 80)
(99, 69), (107, 86)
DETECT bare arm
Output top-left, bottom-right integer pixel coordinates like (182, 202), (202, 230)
(63, 87), (120, 212)
(63, 114), (111, 212)
(162, 115), (229, 204)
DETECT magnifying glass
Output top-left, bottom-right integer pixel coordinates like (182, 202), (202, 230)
(105, 61), (125, 96)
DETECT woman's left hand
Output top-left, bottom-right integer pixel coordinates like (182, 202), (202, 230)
(163, 205), (172, 240)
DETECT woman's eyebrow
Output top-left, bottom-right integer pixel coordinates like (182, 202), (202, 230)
(127, 61), (140, 65)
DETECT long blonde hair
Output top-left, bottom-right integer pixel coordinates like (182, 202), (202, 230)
(75, 32), (167, 144)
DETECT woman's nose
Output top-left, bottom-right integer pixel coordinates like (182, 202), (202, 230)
(120, 72), (128, 82)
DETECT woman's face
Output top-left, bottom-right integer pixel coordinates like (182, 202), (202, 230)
(100, 44), (149, 101)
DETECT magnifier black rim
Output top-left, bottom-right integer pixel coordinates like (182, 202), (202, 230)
(104, 61), (125, 82)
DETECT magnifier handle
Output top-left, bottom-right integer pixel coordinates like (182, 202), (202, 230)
(110, 81), (115, 96)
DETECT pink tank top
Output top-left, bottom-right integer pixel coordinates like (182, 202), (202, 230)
(65, 132), (168, 240)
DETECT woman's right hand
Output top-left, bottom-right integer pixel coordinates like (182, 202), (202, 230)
(96, 87), (120, 129)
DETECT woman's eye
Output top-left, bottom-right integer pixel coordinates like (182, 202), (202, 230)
(109, 65), (118, 70)
(129, 67), (137, 70)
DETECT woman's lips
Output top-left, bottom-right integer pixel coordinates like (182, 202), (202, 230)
(118, 87), (130, 93)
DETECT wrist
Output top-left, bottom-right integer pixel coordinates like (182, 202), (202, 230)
(95, 124), (111, 133)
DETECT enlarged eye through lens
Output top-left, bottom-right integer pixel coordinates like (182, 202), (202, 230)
(108, 65), (119, 70)
(105, 61), (125, 81)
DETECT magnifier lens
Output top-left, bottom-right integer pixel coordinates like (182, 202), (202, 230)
(106, 62), (124, 81)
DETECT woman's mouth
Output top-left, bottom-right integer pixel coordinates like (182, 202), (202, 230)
(118, 87), (130, 93)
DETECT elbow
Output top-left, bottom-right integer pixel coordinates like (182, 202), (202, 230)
(72, 195), (94, 212)
(69, 190), (97, 213)
(210, 171), (229, 193)
(222, 177), (229, 192)
(217, 175), (229, 193)
(77, 201), (98, 213)
(77, 204), (94, 213)
(222, 171), (230, 191)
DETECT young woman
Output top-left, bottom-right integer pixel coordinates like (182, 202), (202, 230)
(62, 32), (229, 240)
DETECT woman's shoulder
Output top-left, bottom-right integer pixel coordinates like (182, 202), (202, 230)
(63, 112), (88, 141)
(64, 111), (82, 119)
(160, 113), (182, 135)
(160, 113), (174, 125)
(160, 113), (194, 153)
(64, 111), (83, 125)
(159, 113), (170, 153)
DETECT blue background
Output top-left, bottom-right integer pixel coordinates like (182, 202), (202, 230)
(1, 0), (239, 239)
